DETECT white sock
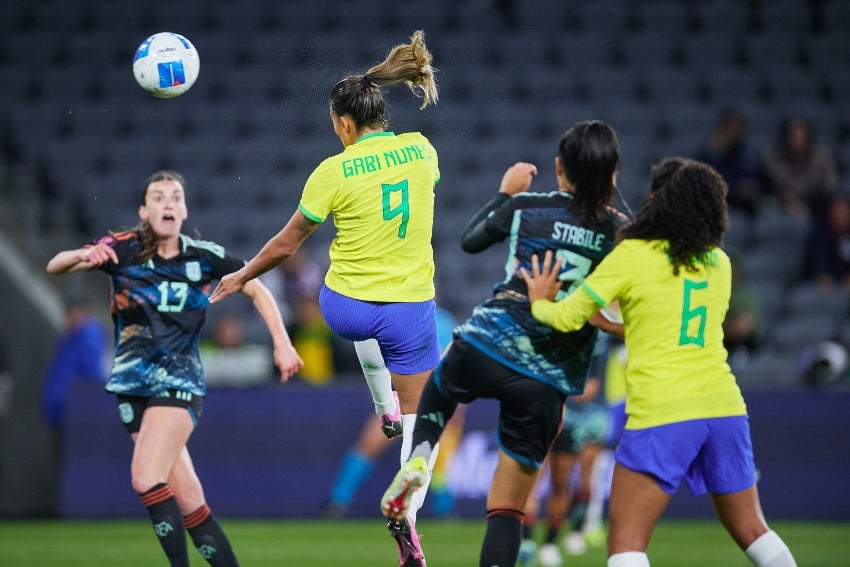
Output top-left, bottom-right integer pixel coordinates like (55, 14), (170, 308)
(398, 413), (440, 524)
(584, 451), (608, 533)
(408, 447), (439, 524)
(400, 414), (417, 463)
(354, 340), (395, 415)
(608, 551), (650, 567)
(745, 530), (797, 567)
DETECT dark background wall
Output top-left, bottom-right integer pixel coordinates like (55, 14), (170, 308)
(59, 382), (850, 520)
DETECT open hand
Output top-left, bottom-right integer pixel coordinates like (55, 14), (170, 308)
(209, 270), (246, 304)
(519, 250), (562, 303)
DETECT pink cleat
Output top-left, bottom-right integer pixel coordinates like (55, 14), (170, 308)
(380, 391), (403, 439)
(387, 516), (426, 567)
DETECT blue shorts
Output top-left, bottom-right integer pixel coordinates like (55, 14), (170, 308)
(319, 284), (440, 374)
(615, 415), (757, 496)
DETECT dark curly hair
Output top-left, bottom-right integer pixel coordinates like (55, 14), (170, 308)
(649, 156), (693, 193)
(619, 161), (728, 275)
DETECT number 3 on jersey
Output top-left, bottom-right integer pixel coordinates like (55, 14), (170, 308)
(382, 180), (409, 238)
(553, 249), (593, 300)
(157, 281), (189, 313)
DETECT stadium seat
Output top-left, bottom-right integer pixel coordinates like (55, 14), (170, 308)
(753, 207), (808, 248)
(770, 312), (839, 350)
(736, 347), (801, 390)
(637, 1), (686, 32)
(743, 243), (800, 285)
(750, 278), (786, 328)
(785, 281), (848, 318)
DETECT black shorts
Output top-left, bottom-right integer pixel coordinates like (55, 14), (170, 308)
(551, 426), (579, 455)
(116, 389), (204, 434)
(434, 337), (566, 469)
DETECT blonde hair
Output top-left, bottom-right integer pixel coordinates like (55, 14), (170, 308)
(364, 30), (438, 109)
(330, 30), (438, 129)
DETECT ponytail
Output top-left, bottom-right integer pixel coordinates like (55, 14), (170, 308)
(330, 30), (438, 130)
(364, 29), (438, 108)
(558, 120), (619, 226)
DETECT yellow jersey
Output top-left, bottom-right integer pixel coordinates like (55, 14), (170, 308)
(299, 131), (439, 302)
(531, 239), (747, 429)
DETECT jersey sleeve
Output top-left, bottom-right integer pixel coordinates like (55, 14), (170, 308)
(531, 241), (636, 332)
(580, 241), (636, 306)
(427, 139), (440, 186)
(482, 194), (518, 240)
(460, 193), (511, 252)
(87, 233), (133, 276)
(298, 158), (339, 222)
(209, 248), (246, 280)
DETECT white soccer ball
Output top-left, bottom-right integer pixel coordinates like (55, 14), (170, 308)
(133, 32), (200, 98)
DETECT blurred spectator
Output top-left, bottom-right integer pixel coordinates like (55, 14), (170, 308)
(42, 294), (109, 432)
(200, 312), (275, 386)
(290, 295), (335, 384)
(799, 341), (849, 389)
(800, 191), (850, 291)
(763, 114), (841, 217)
(288, 295), (360, 385)
(723, 255), (765, 373)
(41, 295), (108, 517)
(696, 108), (765, 219)
(261, 248), (323, 324)
(0, 324), (10, 419)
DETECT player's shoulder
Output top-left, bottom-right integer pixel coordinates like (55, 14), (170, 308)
(89, 231), (137, 249)
(615, 238), (652, 257)
(397, 131), (435, 148)
(397, 131), (427, 141)
(111, 230), (137, 242)
(179, 234), (227, 259)
(512, 189), (567, 207)
(710, 246), (732, 270)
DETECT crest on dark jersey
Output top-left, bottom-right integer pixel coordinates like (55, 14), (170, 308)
(185, 261), (201, 282)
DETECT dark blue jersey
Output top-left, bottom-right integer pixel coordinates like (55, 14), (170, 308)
(457, 191), (624, 395)
(90, 232), (244, 397)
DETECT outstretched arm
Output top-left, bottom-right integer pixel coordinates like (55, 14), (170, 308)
(46, 243), (118, 275)
(461, 162), (537, 253)
(588, 311), (625, 340)
(521, 251), (599, 333)
(209, 210), (319, 304)
(241, 279), (303, 383)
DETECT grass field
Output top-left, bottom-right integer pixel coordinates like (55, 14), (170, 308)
(1, 518), (847, 566)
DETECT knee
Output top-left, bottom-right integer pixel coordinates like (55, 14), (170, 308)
(172, 482), (206, 514)
(130, 460), (166, 494)
(730, 522), (770, 550)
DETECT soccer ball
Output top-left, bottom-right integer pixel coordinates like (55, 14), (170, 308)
(133, 32), (200, 98)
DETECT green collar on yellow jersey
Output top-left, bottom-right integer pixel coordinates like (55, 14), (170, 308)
(355, 131), (395, 143)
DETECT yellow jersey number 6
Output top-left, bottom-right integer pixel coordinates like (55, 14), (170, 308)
(679, 279), (708, 347)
